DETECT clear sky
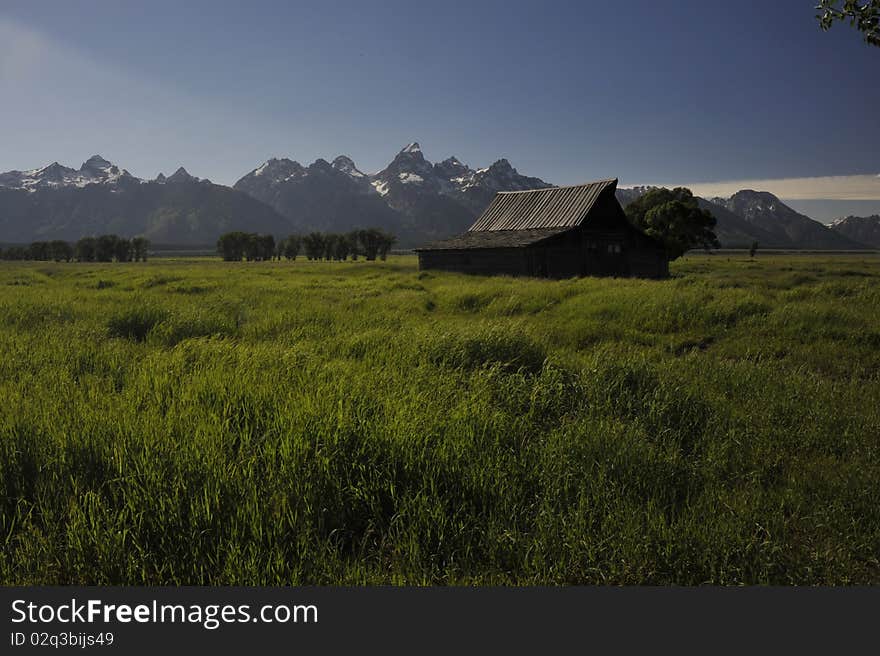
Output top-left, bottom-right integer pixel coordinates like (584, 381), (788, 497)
(1, 0), (878, 217)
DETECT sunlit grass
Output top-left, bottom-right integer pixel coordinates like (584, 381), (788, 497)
(0, 254), (878, 584)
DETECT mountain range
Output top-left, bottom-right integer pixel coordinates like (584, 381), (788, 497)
(232, 142), (550, 245)
(614, 186), (868, 250)
(0, 146), (877, 250)
(0, 156), (289, 244)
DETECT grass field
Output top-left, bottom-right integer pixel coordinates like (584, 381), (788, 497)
(1, 254), (879, 584)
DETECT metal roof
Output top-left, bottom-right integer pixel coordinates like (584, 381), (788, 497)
(415, 228), (569, 251)
(468, 178), (618, 231)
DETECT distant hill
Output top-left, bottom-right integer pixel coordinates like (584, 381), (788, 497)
(0, 156), (291, 245)
(615, 186), (871, 250)
(829, 215), (880, 249)
(695, 198), (787, 248)
(720, 190), (869, 250)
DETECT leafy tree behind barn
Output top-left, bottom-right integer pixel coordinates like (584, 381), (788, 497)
(625, 187), (719, 260)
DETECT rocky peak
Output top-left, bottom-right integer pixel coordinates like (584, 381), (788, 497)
(381, 142), (434, 179)
(251, 157), (305, 180)
(726, 190), (785, 216)
(488, 158), (514, 172)
(81, 155), (113, 172)
(392, 142), (428, 164)
(309, 158), (335, 173)
(40, 162), (72, 179)
(331, 155), (365, 178)
(730, 189), (779, 202)
(166, 167), (195, 184)
(434, 156), (473, 180)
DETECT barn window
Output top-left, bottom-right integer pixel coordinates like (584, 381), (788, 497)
(607, 243), (622, 254)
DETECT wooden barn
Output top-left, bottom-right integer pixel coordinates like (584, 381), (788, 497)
(416, 178), (669, 279)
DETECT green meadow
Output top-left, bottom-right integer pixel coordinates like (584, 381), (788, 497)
(1, 254), (878, 584)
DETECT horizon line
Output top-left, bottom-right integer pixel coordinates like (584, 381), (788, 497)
(620, 173), (880, 201)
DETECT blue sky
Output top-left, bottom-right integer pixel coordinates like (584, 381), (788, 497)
(1, 0), (877, 218)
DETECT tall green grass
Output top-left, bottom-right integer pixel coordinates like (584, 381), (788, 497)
(0, 254), (878, 584)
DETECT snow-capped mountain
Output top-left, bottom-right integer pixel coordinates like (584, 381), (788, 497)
(0, 156), (290, 244)
(234, 155), (406, 239)
(433, 156), (472, 182)
(369, 142), (442, 196)
(0, 156), (206, 192)
(0, 155), (138, 192)
(3, 147), (873, 249)
(366, 142), (549, 211)
(449, 157), (550, 216)
(829, 215), (880, 248)
(234, 142), (553, 243)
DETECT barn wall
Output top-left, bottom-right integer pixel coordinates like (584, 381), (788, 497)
(537, 230), (584, 278)
(418, 248), (530, 276)
(622, 226), (669, 279)
(419, 239), (667, 279)
(625, 249), (668, 278)
(538, 219), (630, 278)
(591, 195), (669, 278)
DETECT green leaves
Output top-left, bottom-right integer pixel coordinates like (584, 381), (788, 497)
(816, 0), (880, 47)
(626, 187), (720, 260)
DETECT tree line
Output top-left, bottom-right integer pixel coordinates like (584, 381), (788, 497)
(0, 235), (150, 262)
(217, 229), (397, 262)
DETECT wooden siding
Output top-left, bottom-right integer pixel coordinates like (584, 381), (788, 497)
(418, 248), (531, 276)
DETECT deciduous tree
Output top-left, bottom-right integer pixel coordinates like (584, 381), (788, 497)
(817, 0), (880, 46)
(625, 187), (719, 260)
(131, 237), (150, 262)
(76, 237), (97, 262)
